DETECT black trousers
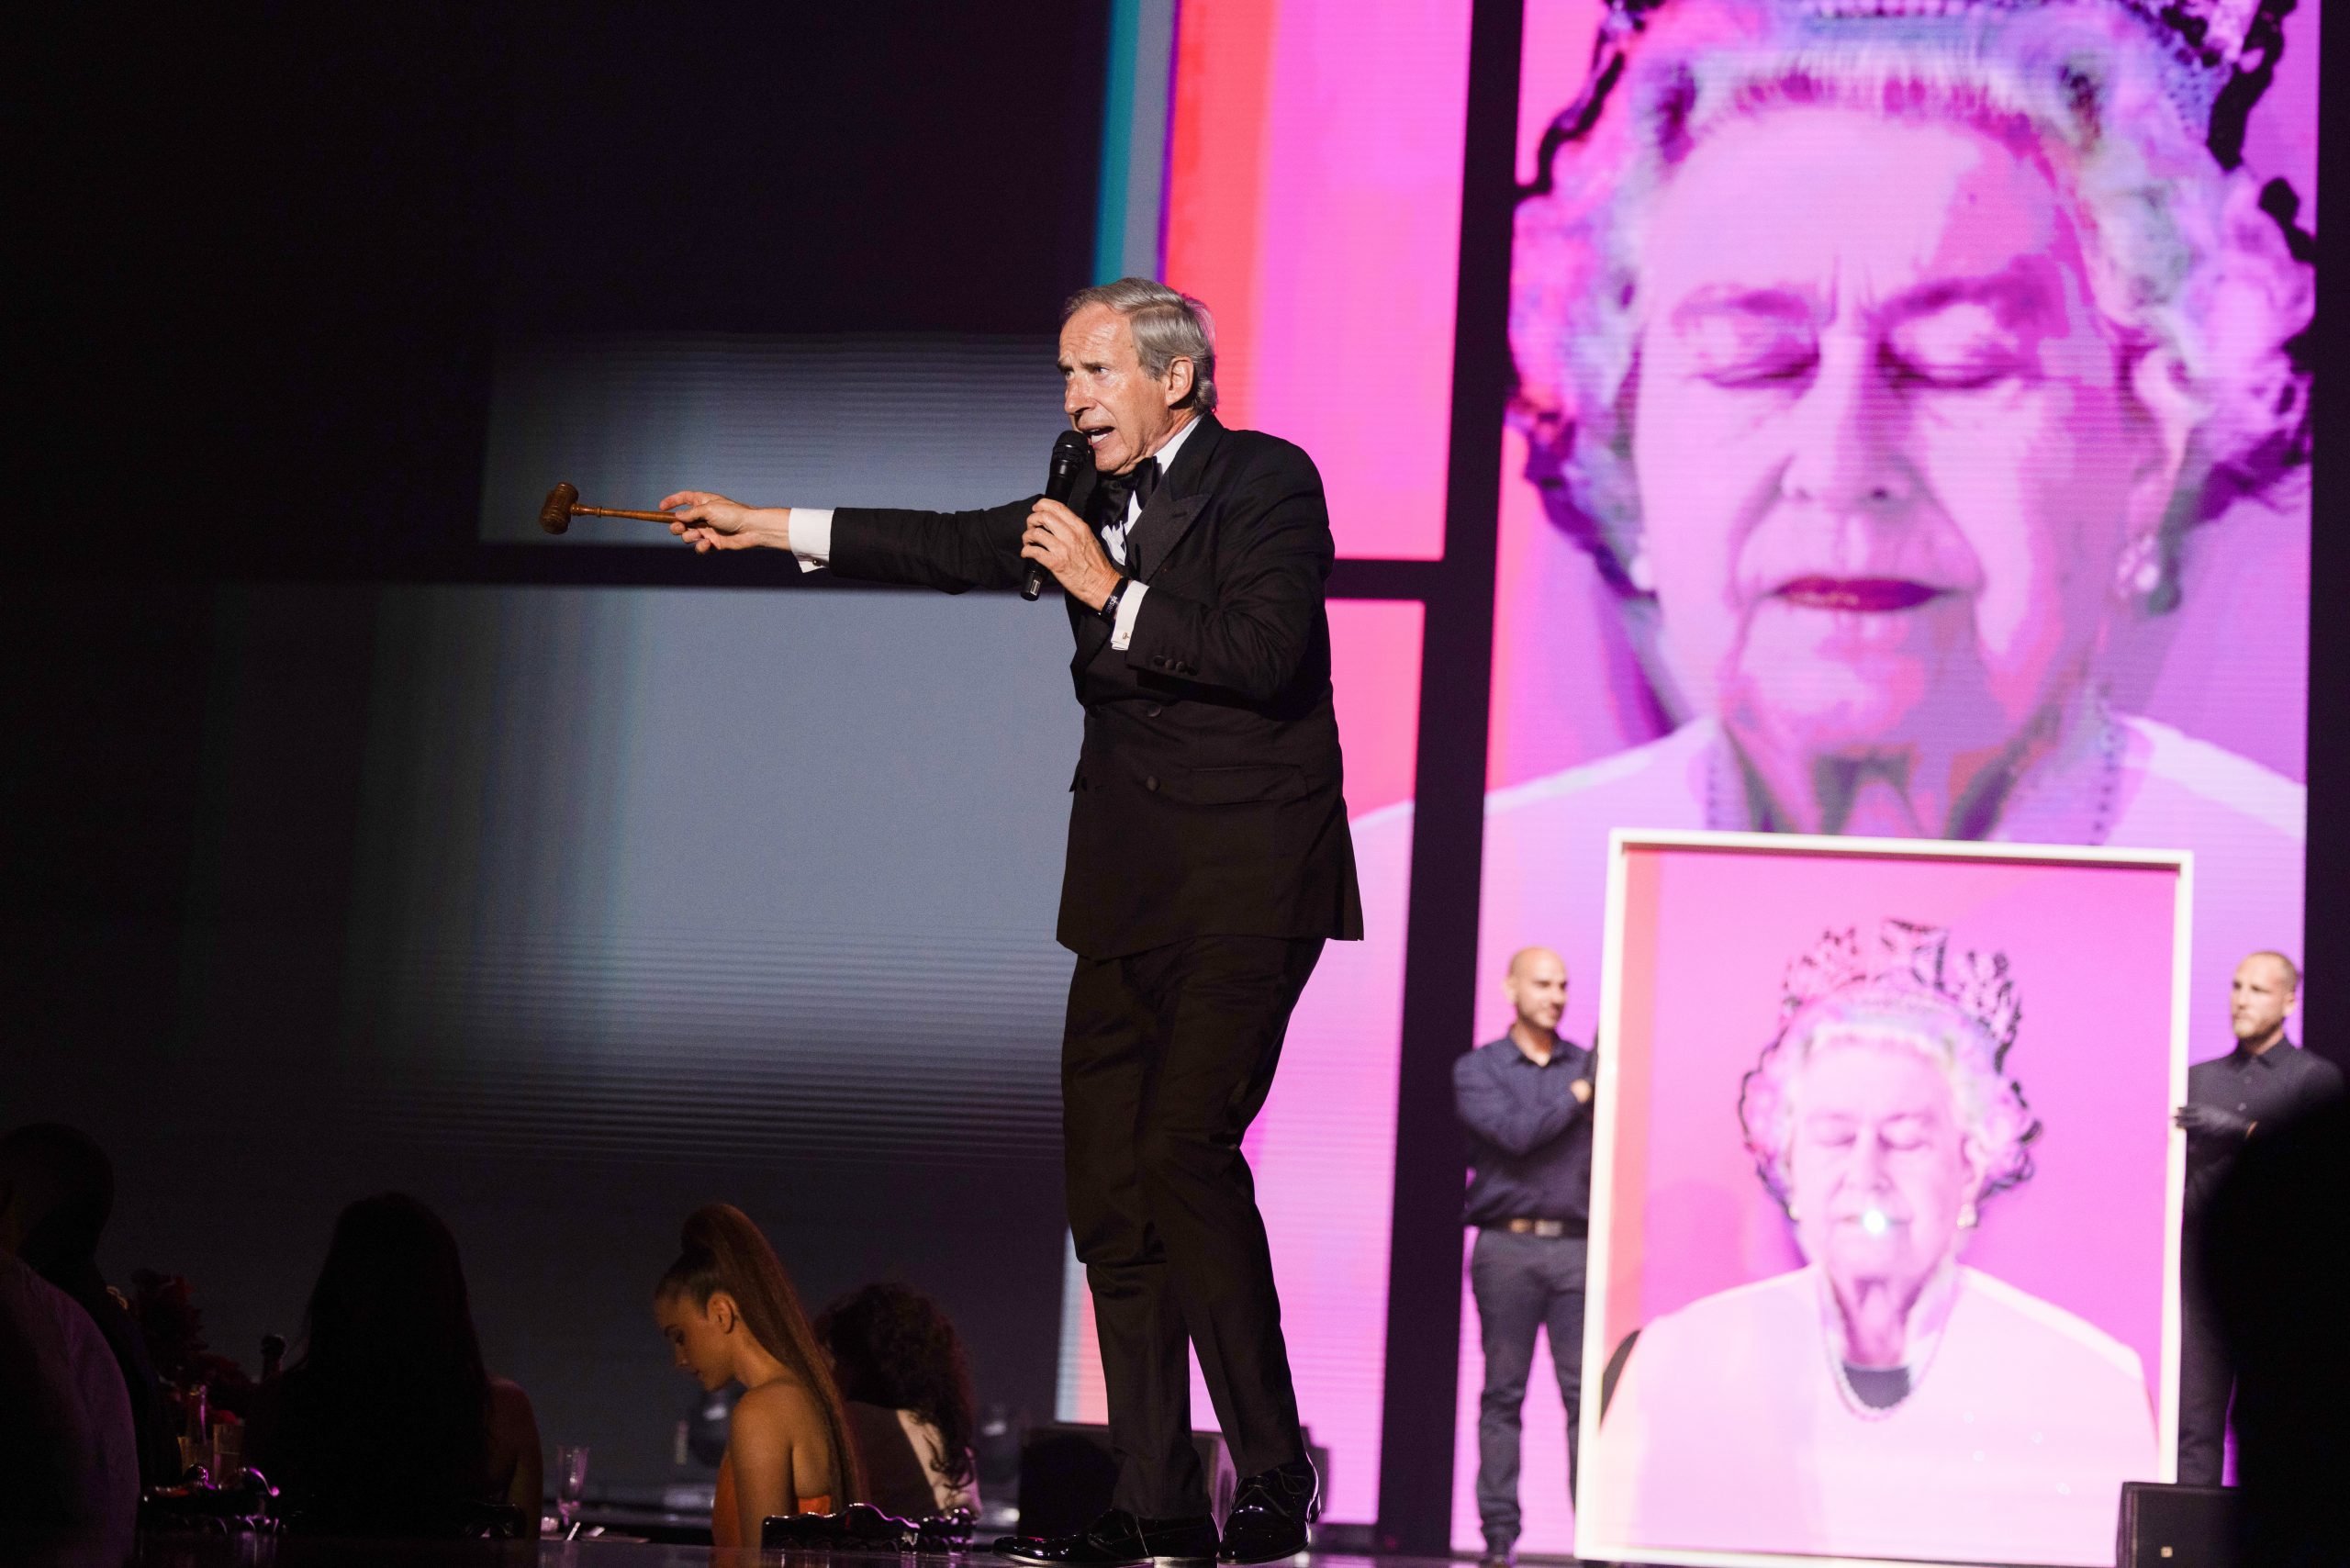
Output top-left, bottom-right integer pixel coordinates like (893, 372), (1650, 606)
(2177, 1238), (2232, 1485)
(1062, 933), (1326, 1518)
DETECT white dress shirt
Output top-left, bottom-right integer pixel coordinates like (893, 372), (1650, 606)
(785, 416), (1197, 652)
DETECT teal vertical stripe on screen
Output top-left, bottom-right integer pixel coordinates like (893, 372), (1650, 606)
(1092, 0), (1179, 283)
(1091, 0), (1141, 279)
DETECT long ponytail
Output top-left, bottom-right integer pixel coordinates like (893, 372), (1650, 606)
(657, 1204), (864, 1506)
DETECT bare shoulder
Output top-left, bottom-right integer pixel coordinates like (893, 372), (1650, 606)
(487, 1376), (540, 1444)
(732, 1378), (837, 1496)
(733, 1378), (827, 1439)
(488, 1376), (535, 1421)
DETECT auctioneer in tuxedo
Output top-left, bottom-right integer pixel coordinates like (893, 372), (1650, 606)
(660, 278), (1361, 1568)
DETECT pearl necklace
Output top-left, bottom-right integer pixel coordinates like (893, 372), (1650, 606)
(1814, 1268), (1957, 1422)
(1702, 696), (2125, 844)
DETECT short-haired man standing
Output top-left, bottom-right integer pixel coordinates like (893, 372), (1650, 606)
(2173, 950), (2343, 1484)
(1454, 948), (1594, 1567)
(662, 280), (1360, 1567)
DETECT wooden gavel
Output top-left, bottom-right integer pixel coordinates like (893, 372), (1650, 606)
(537, 481), (680, 535)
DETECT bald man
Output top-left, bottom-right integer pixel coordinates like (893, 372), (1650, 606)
(2173, 951), (2344, 1484)
(1453, 948), (1594, 1567)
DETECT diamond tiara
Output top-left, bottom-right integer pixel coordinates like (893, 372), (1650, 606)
(1780, 919), (2024, 1062)
(1793, 0), (2275, 71)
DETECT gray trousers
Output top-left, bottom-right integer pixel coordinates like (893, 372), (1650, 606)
(1469, 1227), (1585, 1551)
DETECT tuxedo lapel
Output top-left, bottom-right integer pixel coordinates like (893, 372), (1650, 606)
(1128, 494), (1203, 583)
(1127, 414), (1222, 581)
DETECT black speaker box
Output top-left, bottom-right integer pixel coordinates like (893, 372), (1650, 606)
(2117, 1482), (2239, 1567)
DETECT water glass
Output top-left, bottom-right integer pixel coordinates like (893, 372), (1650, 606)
(555, 1444), (590, 1537)
(209, 1419), (244, 1482)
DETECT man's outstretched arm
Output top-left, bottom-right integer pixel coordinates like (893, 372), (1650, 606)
(661, 489), (1035, 595)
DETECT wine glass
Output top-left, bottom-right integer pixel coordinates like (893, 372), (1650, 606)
(555, 1444), (589, 1538)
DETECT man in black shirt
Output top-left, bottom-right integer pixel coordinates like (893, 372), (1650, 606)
(1453, 948), (1594, 1568)
(2173, 951), (2344, 1484)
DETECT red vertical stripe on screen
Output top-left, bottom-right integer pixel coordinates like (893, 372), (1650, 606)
(1163, 1), (1280, 431)
(1328, 599), (1425, 814)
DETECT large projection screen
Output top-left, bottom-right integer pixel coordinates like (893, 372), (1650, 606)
(1455, 0), (2313, 1555)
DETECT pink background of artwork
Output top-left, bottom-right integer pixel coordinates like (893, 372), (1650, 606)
(1598, 844), (2181, 1370)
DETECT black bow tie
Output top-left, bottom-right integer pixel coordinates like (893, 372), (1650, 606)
(1099, 457), (1161, 524)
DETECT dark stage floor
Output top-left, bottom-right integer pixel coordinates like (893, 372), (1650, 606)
(135, 1544), (1494, 1568)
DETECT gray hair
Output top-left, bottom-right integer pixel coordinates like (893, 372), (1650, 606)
(1062, 278), (1218, 412)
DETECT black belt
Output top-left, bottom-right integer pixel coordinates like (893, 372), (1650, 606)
(1485, 1216), (1585, 1238)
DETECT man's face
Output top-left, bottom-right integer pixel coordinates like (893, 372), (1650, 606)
(1505, 949), (1569, 1036)
(2230, 955), (2297, 1044)
(1786, 1032), (1984, 1299)
(1059, 303), (1188, 476)
(1630, 107), (2169, 764)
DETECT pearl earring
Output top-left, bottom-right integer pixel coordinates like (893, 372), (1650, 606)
(2114, 534), (2163, 599)
(1958, 1201), (1979, 1230)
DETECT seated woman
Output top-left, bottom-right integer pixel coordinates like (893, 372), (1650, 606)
(250, 1193), (541, 1537)
(816, 1282), (981, 1519)
(655, 1204), (861, 1547)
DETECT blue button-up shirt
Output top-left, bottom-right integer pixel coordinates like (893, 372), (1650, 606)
(1454, 1033), (1595, 1228)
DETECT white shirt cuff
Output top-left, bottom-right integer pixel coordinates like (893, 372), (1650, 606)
(1109, 580), (1148, 650)
(790, 507), (834, 573)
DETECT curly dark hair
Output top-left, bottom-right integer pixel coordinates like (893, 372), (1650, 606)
(814, 1283), (978, 1493)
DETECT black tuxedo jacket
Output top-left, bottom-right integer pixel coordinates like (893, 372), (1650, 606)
(829, 414), (1364, 958)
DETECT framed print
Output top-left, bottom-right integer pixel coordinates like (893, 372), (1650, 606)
(1577, 832), (2189, 1567)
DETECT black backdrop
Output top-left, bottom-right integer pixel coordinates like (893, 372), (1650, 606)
(13, 0), (1109, 1495)
(21, 3), (1107, 575)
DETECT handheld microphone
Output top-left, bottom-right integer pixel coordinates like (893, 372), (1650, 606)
(1024, 430), (1096, 601)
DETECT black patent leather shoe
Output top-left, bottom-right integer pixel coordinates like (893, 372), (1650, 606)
(998, 1508), (1221, 1568)
(1216, 1460), (1319, 1564)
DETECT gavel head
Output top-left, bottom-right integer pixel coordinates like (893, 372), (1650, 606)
(538, 482), (579, 535)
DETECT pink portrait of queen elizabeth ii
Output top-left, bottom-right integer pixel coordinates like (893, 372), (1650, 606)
(1472, 0), (2311, 1076)
(1580, 916), (2164, 1565)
